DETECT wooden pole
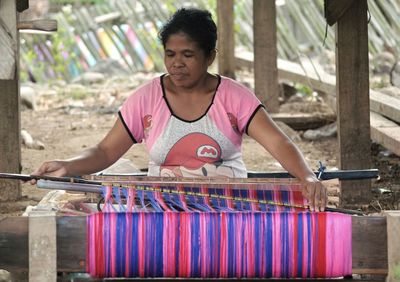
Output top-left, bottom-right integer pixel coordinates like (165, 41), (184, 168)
(29, 212), (57, 282)
(253, 0), (279, 112)
(217, 0), (235, 79)
(0, 0), (21, 201)
(384, 211), (400, 282)
(335, 0), (371, 207)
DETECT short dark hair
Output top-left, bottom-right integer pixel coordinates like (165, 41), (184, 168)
(158, 8), (217, 57)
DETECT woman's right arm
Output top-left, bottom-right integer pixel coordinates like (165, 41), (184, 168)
(31, 117), (134, 182)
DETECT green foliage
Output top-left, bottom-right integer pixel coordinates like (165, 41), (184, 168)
(20, 45), (46, 82)
(70, 89), (89, 100)
(295, 83), (313, 97)
(48, 19), (79, 80)
(204, 0), (216, 19)
(395, 264), (400, 279)
(165, 1), (177, 14)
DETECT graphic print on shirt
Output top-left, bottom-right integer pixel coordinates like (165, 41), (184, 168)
(227, 112), (239, 134)
(143, 114), (153, 139)
(160, 132), (234, 177)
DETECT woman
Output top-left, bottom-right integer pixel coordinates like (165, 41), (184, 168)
(31, 8), (326, 211)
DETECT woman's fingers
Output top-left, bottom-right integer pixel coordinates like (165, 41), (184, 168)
(319, 184), (327, 212)
(29, 161), (68, 185)
(314, 182), (322, 211)
(31, 161), (53, 176)
(302, 180), (327, 212)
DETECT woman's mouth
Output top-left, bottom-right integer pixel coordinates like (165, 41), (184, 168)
(171, 73), (187, 80)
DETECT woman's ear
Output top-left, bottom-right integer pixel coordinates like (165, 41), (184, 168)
(207, 49), (217, 66)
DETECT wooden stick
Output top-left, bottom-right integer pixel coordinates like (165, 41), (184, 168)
(17, 19), (57, 32)
(0, 173), (99, 185)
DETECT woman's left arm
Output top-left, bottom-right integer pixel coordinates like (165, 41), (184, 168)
(247, 107), (327, 212)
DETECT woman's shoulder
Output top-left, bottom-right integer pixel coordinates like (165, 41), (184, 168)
(124, 75), (164, 103)
(133, 75), (163, 95)
(217, 75), (255, 97)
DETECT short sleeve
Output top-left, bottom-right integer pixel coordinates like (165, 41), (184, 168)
(222, 77), (264, 135)
(118, 83), (151, 143)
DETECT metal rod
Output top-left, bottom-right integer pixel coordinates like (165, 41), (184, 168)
(247, 169), (379, 180)
(36, 180), (102, 193)
(96, 169), (380, 180)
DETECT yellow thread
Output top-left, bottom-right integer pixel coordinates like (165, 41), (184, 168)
(109, 184), (307, 209)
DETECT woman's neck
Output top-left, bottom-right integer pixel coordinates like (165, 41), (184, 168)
(167, 72), (215, 96)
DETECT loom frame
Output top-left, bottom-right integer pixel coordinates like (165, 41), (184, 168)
(0, 214), (388, 281)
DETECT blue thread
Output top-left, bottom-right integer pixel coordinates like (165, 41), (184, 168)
(297, 213), (303, 277)
(266, 213), (273, 277)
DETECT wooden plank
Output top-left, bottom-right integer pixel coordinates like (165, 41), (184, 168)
(217, 0), (235, 79)
(370, 90), (400, 124)
(0, 215), (388, 276)
(0, 216), (86, 273)
(270, 112), (336, 130)
(0, 217), (28, 272)
(352, 216), (388, 275)
(0, 23), (15, 79)
(0, 0), (16, 80)
(253, 0), (279, 112)
(17, 19), (57, 32)
(325, 0), (355, 26)
(29, 212), (57, 282)
(370, 112), (400, 156)
(94, 12), (121, 24)
(383, 211), (400, 282)
(0, 0), (21, 201)
(235, 53), (336, 95)
(57, 216), (86, 272)
(335, 0), (371, 207)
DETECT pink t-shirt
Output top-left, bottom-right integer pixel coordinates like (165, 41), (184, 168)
(119, 75), (263, 178)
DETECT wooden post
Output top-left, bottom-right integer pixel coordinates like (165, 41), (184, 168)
(0, 0), (21, 201)
(384, 211), (400, 282)
(335, 0), (371, 207)
(253, 0), (279, 112)
(29, 211), (57, 282)
(217, 0), (235, 79)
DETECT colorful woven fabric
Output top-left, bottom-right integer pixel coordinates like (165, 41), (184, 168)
(86, 185), (352, 278)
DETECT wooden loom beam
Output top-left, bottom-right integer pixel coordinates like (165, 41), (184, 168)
(0, 215), (388, 278)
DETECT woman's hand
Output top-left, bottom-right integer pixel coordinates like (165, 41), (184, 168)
(30, 160), (70, 185)
(301, 175), (327, 212)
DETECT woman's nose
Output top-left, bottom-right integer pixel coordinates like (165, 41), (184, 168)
(172, 56), (184, 68)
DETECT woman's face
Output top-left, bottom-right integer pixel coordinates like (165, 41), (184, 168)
(164, 32), (215, 88)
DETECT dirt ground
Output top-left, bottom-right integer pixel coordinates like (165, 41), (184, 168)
(1, 73), (399, 215)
